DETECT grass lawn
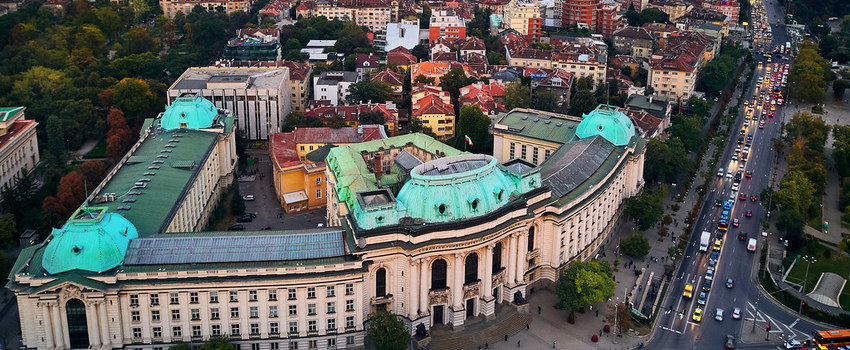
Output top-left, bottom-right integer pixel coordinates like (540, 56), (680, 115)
(83, 140), (107, 159)
(785, 247), (850, 311)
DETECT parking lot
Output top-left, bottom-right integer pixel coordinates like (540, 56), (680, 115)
(232, 150), (327, 231)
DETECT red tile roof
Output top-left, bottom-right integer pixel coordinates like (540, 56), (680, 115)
(270, 125), (386, 169)
(356, 53), (381, 69)
(280, 60), (312, 80)
(371, 69), (404, 86)
(621, 108), (662, 137)
(0, 120), (35, 150)
(387, 47), (418, 66)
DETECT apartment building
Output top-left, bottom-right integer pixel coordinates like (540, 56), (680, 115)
(503, 0), (543, 41)
(0, 107), (38, 192)
(429, 9), (467, 42)
(160, 0), (250, 17)
(313, 71), (360, 106)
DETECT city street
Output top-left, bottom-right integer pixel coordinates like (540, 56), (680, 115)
(648, 0), (827, 348)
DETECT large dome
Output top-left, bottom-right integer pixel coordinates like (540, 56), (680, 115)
(575, 104), (636, 146)
(42, 207), (139, 274)
(160, 92), (217, 130)
(396, 155), (518, 223)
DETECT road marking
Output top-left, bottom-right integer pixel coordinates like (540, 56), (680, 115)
(660, 326), (683, 334)
(789, 318), (798, 328)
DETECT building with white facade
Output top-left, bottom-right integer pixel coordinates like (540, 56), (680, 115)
(0, 107), (38, 192)
(313, 71), (360, 106)
(167, 67), (292, 142)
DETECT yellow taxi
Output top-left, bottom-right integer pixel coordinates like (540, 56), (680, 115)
(714, 239), (722, 251)
(693, 307), (703, 322)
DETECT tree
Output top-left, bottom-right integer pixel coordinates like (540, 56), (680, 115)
(555, 260), (616, 312)
(408, 116), (435, 137)
(833, 125), (850, 177)
(78, 160), (108, 187)
(106, 109), (134, 161)
(640, 8), (669, 24)
(775, 170), (816, 217)
(568, 90), (597, 116)
(668, 114), (704, 152)
(776, 209), (805, 250)
(504, 81), (530, 110)
(129, 0), (151, 21)
(439, 68), (477, 100)
(452, 105), (492, 153)
(112, 78), (158, 125)
(789, 60), (827, 103)
(487, 51), (506, 65)
(625, 8), (641, 26)
(411, 44), (428, 62)
(0, 213), (17, 248)
(624, 186), (666, 230)
(326, 115), (348, 128)
(620, 231), (650, 257)
(197, 338), (234, 350)
(282, 112), (325, 132)
(414, 75), (435, 85)
(644, 138), (691, 183)
(808, 20), (831, 39)
(46, 116), (67, 164)
(345, 80), (395, 104)
(833, 79), (849, 100)
(533, 91), (557, 112)
(230, 185), (245, 215)
(42, 171), (86, 220)
(367, 311), (410, 350)
(359, 111), (385, 126)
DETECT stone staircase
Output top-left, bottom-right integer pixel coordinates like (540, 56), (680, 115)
(429, 307), (531, 350)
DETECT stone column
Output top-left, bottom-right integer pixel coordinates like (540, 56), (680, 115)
(516, 233), (527, 284)
(483, 245), (493, 298)
(506, 235), (517, 286)
(42, 303), (55, 349)
(409, 259), (420, 319)
(97, 301), (110, 348)
(51, 303), (64, 349)
(86, 302), (101, 347)
(419, 259), (428, 316)
(452, 253), (463, 309)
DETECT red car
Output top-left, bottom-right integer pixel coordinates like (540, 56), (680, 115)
(739, 193), (747, 200)
(745, 171), (752, 178)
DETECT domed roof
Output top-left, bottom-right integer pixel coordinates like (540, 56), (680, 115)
(160, 92), (217, 130)
(575, 104), (636, 146)
(42, 207), (139, 274)
(395, 155), (519, 223)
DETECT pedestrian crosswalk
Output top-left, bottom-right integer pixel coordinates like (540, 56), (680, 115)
(744, 302), (810, 342)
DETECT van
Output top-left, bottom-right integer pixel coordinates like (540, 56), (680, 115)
(747, 238), (757, 252)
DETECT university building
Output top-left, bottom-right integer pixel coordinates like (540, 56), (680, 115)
(8, 100), (645, 349)
(0, 107), (39, 192)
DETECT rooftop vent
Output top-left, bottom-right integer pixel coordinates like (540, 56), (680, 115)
(144, 172), (156, 176)
(156, 154), (169, 159)
(556, 122), (563, 127)
(168, 139), (181, 142)
(521, 116), (528, 120)
(116, 206), (131, 211)
(160, 150), (172, 153)
(152, 160), (165, 164)
(129, 191), (143, 195)
(164, 144), (176, 148)
(148, 166), (161, 170)
(138, 178), (152, 182)
(122, 199), (137, 203)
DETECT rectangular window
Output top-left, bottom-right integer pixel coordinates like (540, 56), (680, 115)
(327, 302), (336, 314)
(192, 325), (201, 337)
(171, 309), (180, 321)
(189, 292), (199, 304)
(153, 327), (162, 338)
(191, 309), (200, 320)
(150, 294), (159, 305)
(346, 300), (354, 311)
(133, 328), (142, 338)
(532, 147), (538, 164)
(346, 316), (355, 328)
(288, 289), (297, 300)
(230, 291), (238, 302)
(250, 323), (260, 335)
(544, 149), (551, 160)
(250, 306), (259, 318)
(521, 144), (527, 159)
(327, 339), (336, 347)
(289, 305), (297, 315)
(211, 325), (221, 336)
(327, 286), (335, 297)
(509, 143), (515, 158)
(316, 189), (322, 199)
(130, 295), (139, 306)
(315, 177), (322, 186)
(231, 324), (240, 335)
(269, 289), (277, 301)
(327, 318), (336, 330)
(151, 310), (160, 321)
(270, 322), (279, 334)
(210, 308), (219, 320)
(308, 320), (317, 332)
(249, 290), (258, 301)
(345, 284), (354, 295)
(170, 293), (179, 305)
(230, 307), (239, 318)
(307, 287), (316, 299)
(270, 306), (278, 318)
(289, 322), (298, 333)
(209, 291), (218, 303)
(131, 311), (140, 322)
(308, 304), (316, 316)
(172, 326), (182, 338)
(347, 336), (355, 345)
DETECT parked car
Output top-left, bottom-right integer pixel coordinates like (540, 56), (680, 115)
(228, 224), (244, 231)
(243, 195), (255, 201)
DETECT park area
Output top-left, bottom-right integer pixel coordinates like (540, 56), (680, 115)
(785, 246), (850, 311)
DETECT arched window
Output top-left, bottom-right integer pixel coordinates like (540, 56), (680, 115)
(431, 259), (448, 289)
(66, 299), (90, 349)
(492, 243), (503, 274)
(376, 268), (387, 297)
(528, 226), (535, 252)
(465, 253), (479, 285)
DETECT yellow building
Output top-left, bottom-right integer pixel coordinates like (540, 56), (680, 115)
(411, 86), (455, 140)
(160, 0), (250, 17)
(270, 126), (388, 212)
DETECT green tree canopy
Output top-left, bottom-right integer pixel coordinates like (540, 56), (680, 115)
(555, 260), (616, 311)
(504, 81), (530, 110)
(367, 311), (410, 350)
(776, 209), (805, 250)
(668, 113), (704, 152)
(533, 91), (557, 112)
(0, 213), (18, 248)
(197, 337), (235, 350)
(624, 186), (667, 230)
(568, 89), (597, 116)
(346, 80), (395, 104)
(621, 231), (650, 257)
(775, 170), (816, 216)
(282, 111), (325, 131)
(438, 68), (478, 100)
(640, 8), (669, 24)
(644, 138), (691, 183)
(359, 111), (386, 126)
(450, 105), (493, 154)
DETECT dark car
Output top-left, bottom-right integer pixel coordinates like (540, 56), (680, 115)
(703, 279), (712, 292)
(227, 224), (244, 231)
(750, 195), (758, 201)
(738, 232), (748, 240)
(725, 334), (736, 349)
(715, 199), (723, 207)
(726, 278), (734, 288)
(237, 214), (253, 223)
(739, 193), (747, 201)
(746, 210), (753, 217)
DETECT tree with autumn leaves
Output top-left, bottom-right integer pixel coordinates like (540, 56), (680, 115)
(106, 109), (136, 161)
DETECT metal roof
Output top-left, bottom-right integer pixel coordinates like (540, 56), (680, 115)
(123, 230), (344, 265)
(539, 135), (616, 198)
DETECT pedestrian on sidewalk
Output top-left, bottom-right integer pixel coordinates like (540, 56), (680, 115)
(538, 306), (541, 314)
(505, 335), (508, 342)
(553, 341), (557, 348)
(517, 340), (521, 347)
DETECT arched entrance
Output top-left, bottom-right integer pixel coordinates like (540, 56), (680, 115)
(375, 268), (387, 297)
(431, 258), (448, 325)
(65, 299), (90, 349)
(464, 253), (478, 284)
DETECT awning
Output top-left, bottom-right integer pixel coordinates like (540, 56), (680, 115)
(282, 190), (309, 204)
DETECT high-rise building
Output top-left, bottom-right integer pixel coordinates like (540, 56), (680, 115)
(559, 0), (625, 37)
(429, 9), (467, 42)
(503, 0), (543, 41)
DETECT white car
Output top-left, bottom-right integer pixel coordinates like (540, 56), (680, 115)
(705, 269), (714, 281)
(732, 183), (739, 191)
(715, 308), (724, 321)
(726, 171), (733, 178)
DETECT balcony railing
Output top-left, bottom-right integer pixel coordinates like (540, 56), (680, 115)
(370, 294), (393, 305)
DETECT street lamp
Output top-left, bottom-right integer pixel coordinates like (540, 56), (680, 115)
(798, 255), (816, 314)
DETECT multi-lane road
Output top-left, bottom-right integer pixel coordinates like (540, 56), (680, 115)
(648, 1), (824, 348)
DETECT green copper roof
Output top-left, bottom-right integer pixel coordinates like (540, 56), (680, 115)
(0, 107), (24, 122)
(492, 108), (581, 144)
(42, 207), (139, 274)
(575, 104), (636, 146)
(160, 93), (217, 130)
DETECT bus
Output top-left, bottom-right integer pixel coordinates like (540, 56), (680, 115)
(813, 329), (850, 348)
